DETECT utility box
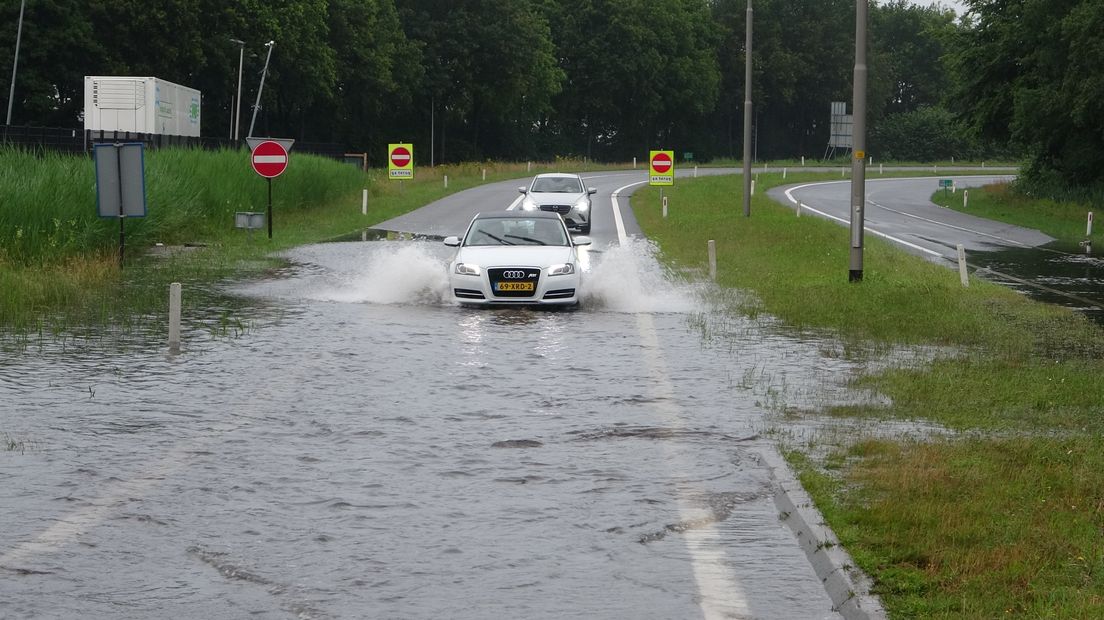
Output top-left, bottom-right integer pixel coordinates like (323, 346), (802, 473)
(83, 76), (202, 137)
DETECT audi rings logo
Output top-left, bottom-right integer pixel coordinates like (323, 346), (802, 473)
(502, 270), (526, 279)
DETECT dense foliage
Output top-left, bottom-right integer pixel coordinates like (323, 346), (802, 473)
(0, 1), (1099, 187)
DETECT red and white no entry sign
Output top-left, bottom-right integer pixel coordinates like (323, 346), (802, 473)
(390, 145), (412, 168)
(251, 141), (289, 178)
(651, 152), (672, 173)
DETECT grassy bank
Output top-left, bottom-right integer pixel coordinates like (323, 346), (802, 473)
(934, 180), (1101, 244)
(633, 173), (1104, 617)
(0, 147), (602, 332)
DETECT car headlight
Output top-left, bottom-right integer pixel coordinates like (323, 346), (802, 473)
(455, 262), (481, 276)
(521, 199), (537, 211)
(548, 263), (575, 276)
(574, 199), (590, 211)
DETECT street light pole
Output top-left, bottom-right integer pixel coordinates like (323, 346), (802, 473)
(6, 0), (27, 126)
(230, 38), (245, 141)
(742, 0), (753, 217)
(247, 40), (275, 139)
(849, 0), (868, 282)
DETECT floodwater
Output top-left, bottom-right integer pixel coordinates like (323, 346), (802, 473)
(971, 241), (1104, 324)
(1, 238), (910, 619)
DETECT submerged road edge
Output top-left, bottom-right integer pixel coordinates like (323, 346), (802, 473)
(758, 447), (887, 620)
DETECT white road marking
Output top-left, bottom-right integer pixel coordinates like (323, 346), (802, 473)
(505, 195), (525, 211)
(612, 177), (752, 617)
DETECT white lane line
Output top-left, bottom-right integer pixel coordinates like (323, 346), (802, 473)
(634, 312), (752, 619)
(610, 180), (649, 244)
(612, 176), (751, 616)
(505, 195), (525, 211)
(867, 199), (1030, 247)
(784, 182), (948, 259)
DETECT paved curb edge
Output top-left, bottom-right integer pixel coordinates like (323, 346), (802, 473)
(758, 446), (888, 620)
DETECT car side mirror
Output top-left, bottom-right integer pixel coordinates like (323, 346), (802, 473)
(518, 187), (528, 194)
(572, 236), (592, 247)
(587, 188), (597, 195)
(443, 236), (461, 247)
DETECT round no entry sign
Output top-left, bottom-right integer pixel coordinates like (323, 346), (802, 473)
(251, 141), (289, 178)
(651, 152), (672, 174)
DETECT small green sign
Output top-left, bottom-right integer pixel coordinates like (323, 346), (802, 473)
(684, 152), (694, 161)
(939, 179), (953, 188)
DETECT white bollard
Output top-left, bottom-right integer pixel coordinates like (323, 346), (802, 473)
(168, 282), (182, 353)
(982, 161), (986, 168)
(796, 202), (803, 217)
(527, 161), (532, 172)
(751, 179), (756, 195)
(362, 230), (367, 242)
(662, 195), (668, 218)
(633, 156), (636, 169)
(482, 168), (486, 181)
(801, 156), (805, 167)
(783, 167), (787, 179)
(708, 240), (717, 281)
(1088, 212), (1094, 237)
(957, 244), (969, 287)
(952, 182), (957, 194)
(879, 163), (883, 175)
(694, 166), (698, 178)
(362, 189), (368, 215)
(444, 175), (448, 188)
(870, 156), (874, 167)
(952, 156), (955, 165)
(933, 165), (938, 174)
(964, 190), (969, 208)
(841, 167), (846, 177)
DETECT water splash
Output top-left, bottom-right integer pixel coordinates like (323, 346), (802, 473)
(581, 238), (702, 313)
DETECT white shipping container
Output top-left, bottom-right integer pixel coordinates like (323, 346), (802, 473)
(83, 76), (202, 137)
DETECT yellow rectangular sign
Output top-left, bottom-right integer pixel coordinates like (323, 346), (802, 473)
(649, 150), (674, 186)
(388, 143), (414, 179)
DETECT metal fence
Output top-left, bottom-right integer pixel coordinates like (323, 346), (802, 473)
(1, 125), (348, 160)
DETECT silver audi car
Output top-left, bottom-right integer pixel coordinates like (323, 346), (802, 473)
(517, 173), (597, 234)
(444, 211), (591, 307)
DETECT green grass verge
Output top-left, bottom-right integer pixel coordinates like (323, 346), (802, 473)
(933, 181), (1100, 244)
(632, 172), (1104, 618)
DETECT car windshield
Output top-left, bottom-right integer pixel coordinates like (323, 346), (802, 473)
(531, 177), (583, 193)
(464, 218), (569, 246)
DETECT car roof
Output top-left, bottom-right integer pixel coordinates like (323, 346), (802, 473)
(532, 172), (582, 179)
(472, 211), (562, 221)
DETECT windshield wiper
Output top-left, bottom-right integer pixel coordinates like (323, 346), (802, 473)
(504, 234), (546, 245)
(480, 232), (514, 245)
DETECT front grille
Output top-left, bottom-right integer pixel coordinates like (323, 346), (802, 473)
(539, 204), (571, 215)
(543, 288), (576, 299)
(454, 288), (485, 299)
(488, 267), (540, 297)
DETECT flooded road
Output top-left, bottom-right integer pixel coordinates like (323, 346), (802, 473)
(0, 235), (897, 619)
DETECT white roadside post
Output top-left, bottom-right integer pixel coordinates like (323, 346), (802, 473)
(797, 202), (803, 217)
(1088, 212), (1094, 237)
(783, 167), (787, 179)
(662, 195), (668, 218)
(444, 175), (448, 188)
(633, 156), (637, 169)
(482, 168), (486, 181)
(362, 189), (368, 215)
(708, 240), (717, 281)
(751, 179), (755, 195)
(879, 163), (883, 175)
(527, 161), (531, 172)
(694, 165), (698, 178)
(801, 155), (805, 167)
(964, 190), (969, 208)
(957, 244), (969, 287)
(168, 282), (182, 353)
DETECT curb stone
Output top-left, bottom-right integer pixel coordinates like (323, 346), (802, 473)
(758, 447), (887, 620)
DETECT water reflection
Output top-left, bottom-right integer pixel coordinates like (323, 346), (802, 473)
(971, 241), (1104, 322)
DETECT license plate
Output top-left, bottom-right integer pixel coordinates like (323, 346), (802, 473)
(495, 282), (534, 292)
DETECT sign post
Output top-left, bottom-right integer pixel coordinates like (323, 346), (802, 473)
(388, 143), (414, 180)
(649, 150), (674, 187)
(94, 142), (147, 267)
(249, 139), (292, 239)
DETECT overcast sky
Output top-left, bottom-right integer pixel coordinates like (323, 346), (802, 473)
(905, 0), (969, 14)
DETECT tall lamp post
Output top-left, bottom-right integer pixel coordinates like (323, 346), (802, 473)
(230, 38), (245, 141)
(247, 40), (275, 139)
(849, 0), (869, 282)
(6, 0), (27, 126)
(741, 0), (753, 217)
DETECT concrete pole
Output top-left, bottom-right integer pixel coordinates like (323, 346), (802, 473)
(848, 0), (868, 283)
(6, 0), (27, 125)
(247, 41), (275, 138)
(742, 0), (753, 218)
(168, 283), (182, 353)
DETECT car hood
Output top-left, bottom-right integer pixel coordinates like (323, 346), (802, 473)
(526, 191), (585, 204)
(455, 245), (576, 267)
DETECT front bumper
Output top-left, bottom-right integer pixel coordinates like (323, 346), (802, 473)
(449, 266), (581, 306)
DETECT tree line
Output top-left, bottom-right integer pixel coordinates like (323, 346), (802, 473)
(1, 0), (1101, 189)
